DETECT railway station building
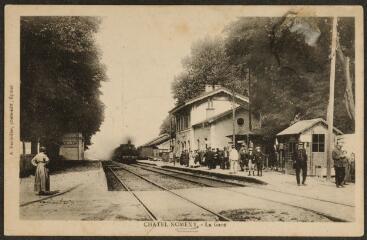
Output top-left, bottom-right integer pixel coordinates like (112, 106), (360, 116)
(169, 84), (260, 155)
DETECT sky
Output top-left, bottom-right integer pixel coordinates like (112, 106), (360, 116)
(85, 7), (244, 160)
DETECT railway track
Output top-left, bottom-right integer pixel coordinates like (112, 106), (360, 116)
(104, 162), (232, 221)
(136, 162), (354, 208)
(127, 162), (352, 222)
(105, 167), (158, 221)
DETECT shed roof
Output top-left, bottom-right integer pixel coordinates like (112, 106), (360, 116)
(169, 86), (249, 114)
(141, 134), (171, 147)
(276, 118), (343, 136)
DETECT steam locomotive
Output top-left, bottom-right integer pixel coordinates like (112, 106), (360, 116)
(112, 141), (138, 164)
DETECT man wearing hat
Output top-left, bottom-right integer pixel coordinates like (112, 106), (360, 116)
(246, 147), (255, 176)
(239, 144), (248, 171)
(205, 147), (215, 170)
(332, 142), (346, 188)
(293, 142), (308, 186)
(254, 146), (264, 176)
(229, 145), (239, 174)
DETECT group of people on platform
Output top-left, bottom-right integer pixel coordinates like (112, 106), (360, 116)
(175, 144), (266, 176)
(173, 141), (355, 187)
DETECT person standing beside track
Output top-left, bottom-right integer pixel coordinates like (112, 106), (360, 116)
(239, 144), (247, 171)
(223, 147), (230, 169)
(229, 145), (239, 174)
(189, 150), (195, 168)
(254, 146), (264, 177)
(247, 148), (255, 176)
(293, 142), (308, 186)
(31, 147), (50, 195)
(206, 148), (215, 170)
(332, 143), (346, 188)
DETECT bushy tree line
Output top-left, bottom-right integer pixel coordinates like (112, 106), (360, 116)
(21, 17), (106, 159)
(166, 16), (355, 140)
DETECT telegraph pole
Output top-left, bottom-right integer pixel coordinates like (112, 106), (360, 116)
(247, 68), (252, 148)
(326, 16), (338, 181)
(248, 68), (252, 132)
(232, 89), (236, 147)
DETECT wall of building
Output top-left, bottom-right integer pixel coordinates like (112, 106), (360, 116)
(157, 139), (171, 150)
(301, 123), (337, 174)
(193, 125), (210, 150)
(174, 129), (191, 154)
(192, 109), (259, 150)
(212, 110), (254, 149)
(190, 93), (239, 126)
(59, 133), (84, 160)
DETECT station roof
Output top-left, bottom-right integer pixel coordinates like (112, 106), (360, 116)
(140, 133), (171, 148)
(169, 86), (249, 115)
(276, 118), (343, 136)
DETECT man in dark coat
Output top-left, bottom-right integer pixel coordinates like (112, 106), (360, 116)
(239, 144), (247, 171)
(218, 149), (225, 169)
(223, 147), (230, 169)
(254, 146), (264, 176)
(246, 148), (255, 176)
(332, 143), (346, 188)
(212, 148), (219, 169)
(293, 142), (308, 186)
(205, 148), (215, 170)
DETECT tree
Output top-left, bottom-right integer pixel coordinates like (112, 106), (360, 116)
(159, 115), (171, 135)
(171, 37), (245, 105)
(169, 15), (355, 144)
(21, 17), (106, 160)
(224, 16), (354, 134)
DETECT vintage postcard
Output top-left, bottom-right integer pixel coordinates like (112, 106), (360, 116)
(4, 5), (364, 236)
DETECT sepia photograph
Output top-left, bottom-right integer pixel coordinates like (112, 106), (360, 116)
(4, 5), (364, 236)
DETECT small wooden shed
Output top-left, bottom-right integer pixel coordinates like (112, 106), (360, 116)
(276, 118), (343, 176)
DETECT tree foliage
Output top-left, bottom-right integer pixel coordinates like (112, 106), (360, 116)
(159, 115), (176, 136)
(170, 16), (355, 141)
(172, 37), (245, 105)
(21, 17), (106, 157)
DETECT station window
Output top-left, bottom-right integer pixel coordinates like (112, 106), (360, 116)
(312, 134), (325, 152)
(289, 142), (297, 152)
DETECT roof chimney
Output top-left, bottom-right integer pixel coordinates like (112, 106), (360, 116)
(205, 84), (221, 93)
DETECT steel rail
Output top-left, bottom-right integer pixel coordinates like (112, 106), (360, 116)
(118, 165), (232, 222)
(134, 163), (246, 187)
(107, 167), (158, 221)
(131, 163), (351, 222)
(111, 165), (216, 188)
(136, 163), (354, 208)
(129, 164), (241, 188)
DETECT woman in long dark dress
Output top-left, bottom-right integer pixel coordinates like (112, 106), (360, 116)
(31, 147), (50, 195)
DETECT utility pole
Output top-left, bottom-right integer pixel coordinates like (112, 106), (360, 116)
(169, 114), (172, 149)
(232, 89), (236, 147)
(248, 68), (252, 132)
(326, 16), (338, 181)
(247, 68), (252, 148)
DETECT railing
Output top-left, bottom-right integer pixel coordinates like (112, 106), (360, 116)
(20, 154), (35, 178)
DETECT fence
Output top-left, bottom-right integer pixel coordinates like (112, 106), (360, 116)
(20, 154), (35, 178)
